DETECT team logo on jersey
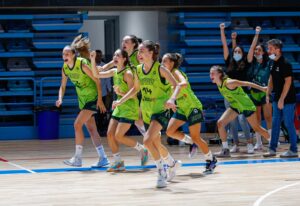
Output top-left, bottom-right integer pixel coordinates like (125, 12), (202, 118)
(193, 108), (199, 114)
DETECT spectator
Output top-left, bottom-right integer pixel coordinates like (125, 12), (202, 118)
(264, 39), (298, 158)
(247, 26), (272, 150)
(95, 50), (113, 136)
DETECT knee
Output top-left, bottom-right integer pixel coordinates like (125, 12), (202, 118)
(166, 127), (175, 137)
(107, 130), (115, 140)
(217, 119), (225, 128)
(143, 135), (153, 148)
(74, 120), (83, 131)
(115, 132), (124, 143)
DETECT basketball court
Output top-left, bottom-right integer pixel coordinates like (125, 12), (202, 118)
(0, 136), (299, 206)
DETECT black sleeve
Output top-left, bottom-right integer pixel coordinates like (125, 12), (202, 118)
(283, 61), (293, 78)
(225, 55), (231, 67)
(247, 62), (254, 81)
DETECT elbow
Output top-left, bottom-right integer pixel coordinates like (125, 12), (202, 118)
(179, 82), (188, 88)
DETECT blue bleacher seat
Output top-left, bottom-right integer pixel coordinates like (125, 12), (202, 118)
(0, 98), (6, 111)
(7, 21), (30, 32)
(261, 19), (275, 29)
(275, 35), (296, 46)
(7, 80), (31, 91)
(0, 24), (4, 33)
(0, 81), (5, 91)
(0, 63), (5, 72)
(33, 57), (62, 68)
(274, 18), (297, 29)
(231, 18), (252, 30)
(258, 35), (271, 45)
(7, 40), (31, 52)
(0, 42), (5, 52)
(7, 58), (31, 71)
(6, 97), (32, 111)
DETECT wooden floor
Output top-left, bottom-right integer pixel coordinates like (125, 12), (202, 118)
(0, 136), (300, 206)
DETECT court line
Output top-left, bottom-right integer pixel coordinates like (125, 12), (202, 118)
(0, 158), (300, 175)
(0, 156), (36, 174)
(253, 182), (300, 206)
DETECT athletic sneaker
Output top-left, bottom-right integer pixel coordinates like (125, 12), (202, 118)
(203, 156), (217, 174)
(189, 143), (198, 158)
(215, 148), (231, 158)
(107, 161), (125, 172)
(279, 150), (299, 158)
(167, 160), (182, 182)
(247, 144), (255, 154)
(263, 149), (276, 158)
(230, 145), (240, 153)
(254, 143), (263, 151)
(140, 148), (149, 166)
(63, 156), (82, 167)
(156, 168), (168, 188)
(91, 157), (110, 168)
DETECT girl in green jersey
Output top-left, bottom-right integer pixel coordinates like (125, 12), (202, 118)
(210, 65), (270, 158)
(247, 27), (273, 150)
(90, 49), (149, 172)
(101, 35), (147, 138)
(56, 46), (108, 167)
(163, 53), (217, 174)
(113, 40), (182, 188)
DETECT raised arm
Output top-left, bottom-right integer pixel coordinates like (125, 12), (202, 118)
(226, 79), (266, 92)
(101, 60), (114, 71)
(247, 26), (261, 63)
(220, 23), (229, 60)
(90, 51), (115, 78)
(56, 70), (68, 107)
(231, 32), (237, 50)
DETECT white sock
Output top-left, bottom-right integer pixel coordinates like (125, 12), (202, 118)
(155, 159), (164, 170)
(163, 153), (175, 167)
(222, 141), (229, 149)
(255, 132), (262, 145)
(96, 145), (107, 159)
(204, 150), (213, 161)
(75, 145), (83, 158)
(135, 123), (146, 137)
(113, 153), (122, 162)
(182, 134), (193, 144)
(134, 142), (144, 152)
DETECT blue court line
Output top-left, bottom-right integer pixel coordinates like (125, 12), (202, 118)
(1, 158), (300, 175)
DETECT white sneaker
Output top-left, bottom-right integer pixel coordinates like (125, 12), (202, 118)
(63, 156), (82, 167)
(167, 160), (182, 182)
(254, 143), (263, 151)
(156, 168), (167, 188)
(247, 143), (255, 154)
(230, 145), (240, 153)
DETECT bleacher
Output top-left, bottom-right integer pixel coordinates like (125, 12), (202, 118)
(0, 12), (87, 139)
(169, 11), (300, 131)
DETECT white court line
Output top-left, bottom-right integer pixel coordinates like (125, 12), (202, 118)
(0, 157), (36, 174)
(6, 161), (36, 174)
(253, 182), (300, 206)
